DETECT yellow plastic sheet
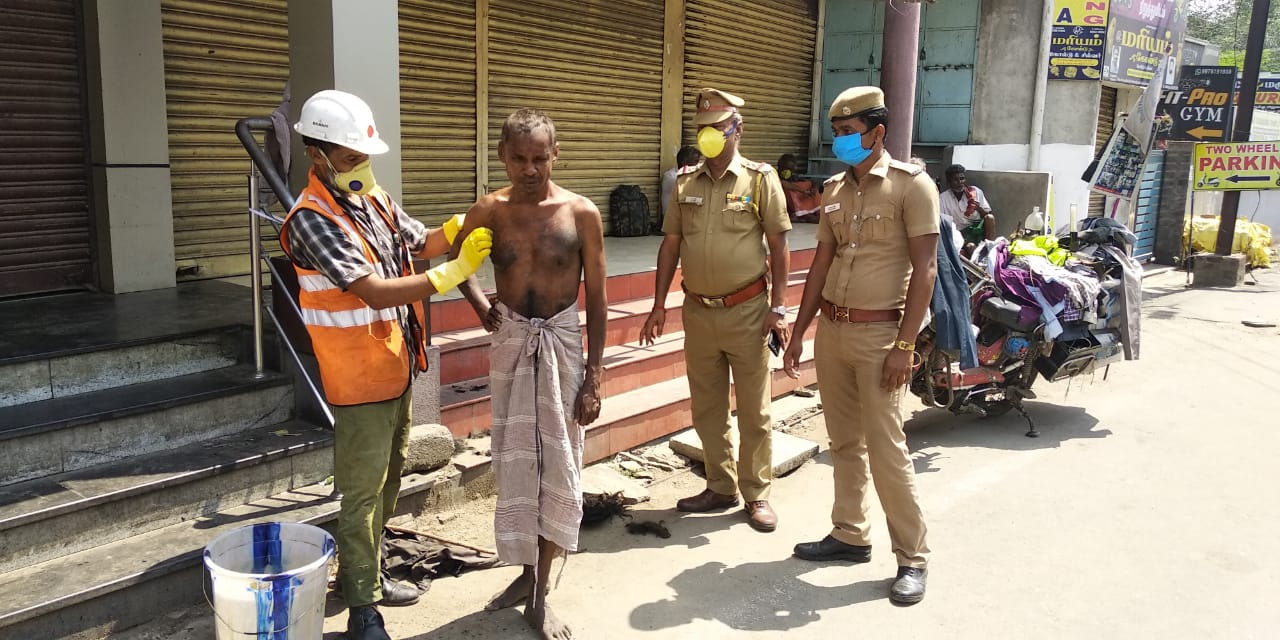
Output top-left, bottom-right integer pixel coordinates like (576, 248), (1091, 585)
(1184, 216), (1273, 268)
(1010, 236), (1071, 266)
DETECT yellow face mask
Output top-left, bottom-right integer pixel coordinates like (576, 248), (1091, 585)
(696, 120), (738, 159)
(325, 156), (378, 196)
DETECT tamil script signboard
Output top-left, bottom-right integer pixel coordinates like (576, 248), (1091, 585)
(1049, 0), (1107, 80)
(1192, 141), (1280, 191)
(1157, 65), (1235, 142)
(1102, 0), (1187, 86)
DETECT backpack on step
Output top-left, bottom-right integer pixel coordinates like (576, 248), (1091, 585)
(609, 184), (650, 237)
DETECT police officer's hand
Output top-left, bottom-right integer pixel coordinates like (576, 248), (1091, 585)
(574, 368), (603, 425)
(782, 336), (804, 379)
(640, 308), (666, 346)
(764, 310), (789, 343)
(881, 347), (914, 392)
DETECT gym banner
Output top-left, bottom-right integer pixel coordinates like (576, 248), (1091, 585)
(1049, 0), (1107, 80)
(1102, 0), (1187, 86)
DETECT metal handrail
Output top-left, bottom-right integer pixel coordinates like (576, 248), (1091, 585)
(236, 116), (333, 429)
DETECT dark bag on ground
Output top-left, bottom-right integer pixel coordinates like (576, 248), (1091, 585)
(609, 184), (650, 237)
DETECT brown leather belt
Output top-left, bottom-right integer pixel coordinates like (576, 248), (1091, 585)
(821, 300), (903, 323)
(684, 276), (767, 308)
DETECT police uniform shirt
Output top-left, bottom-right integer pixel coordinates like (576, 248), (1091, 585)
(816, 152), (940, 311)
(662, 154), (791, 295)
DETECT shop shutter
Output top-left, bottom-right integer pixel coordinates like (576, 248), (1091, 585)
(486, 0), (665, 231)
(161, 0), (289, 280)
(399, 0), (478, 226)
(685, 0), (817, 168)
(0, 0), (92, 296)
(1089, 85), (1118, 216)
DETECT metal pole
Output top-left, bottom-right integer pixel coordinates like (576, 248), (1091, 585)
(880, 0), (921, 161)
(249, 163), (266, 379)
(1215, 0), (1270, 256)
(1028, 0), (1054, 171)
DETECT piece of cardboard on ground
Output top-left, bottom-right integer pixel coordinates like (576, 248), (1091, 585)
(669, 427), (820, 478)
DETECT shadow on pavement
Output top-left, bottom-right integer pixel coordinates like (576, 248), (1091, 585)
(577, 507), (759, 556)
(628, 558), (892, 633)
(403, 608), (535, 640)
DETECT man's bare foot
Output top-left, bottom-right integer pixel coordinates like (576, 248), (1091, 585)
(524, 602), (572, 640)
(485, 572), (532, 611)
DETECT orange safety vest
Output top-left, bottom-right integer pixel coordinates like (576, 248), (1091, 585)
(279, 169), (428, 406)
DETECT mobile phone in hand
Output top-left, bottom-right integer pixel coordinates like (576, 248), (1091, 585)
(768, 329), (783, 357)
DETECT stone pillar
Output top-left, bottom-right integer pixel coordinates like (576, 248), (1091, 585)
(880, 1), (920, 160)
(1155, 142), (1193, 266)
(287, 0), (403, 201)
(84, 0), (177, 293)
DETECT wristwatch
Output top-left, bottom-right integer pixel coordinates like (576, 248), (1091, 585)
(770, 305), (788, 316)
(893, 339), (916, 352)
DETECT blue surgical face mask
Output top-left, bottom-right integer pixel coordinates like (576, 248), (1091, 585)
(832, 132), (873, 166)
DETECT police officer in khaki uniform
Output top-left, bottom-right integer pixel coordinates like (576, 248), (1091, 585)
(641, 88), (791, 532)
(782, 86), (937, 604)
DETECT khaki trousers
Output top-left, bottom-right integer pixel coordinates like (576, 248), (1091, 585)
(332, 388), (413, 606)
(815, 316), (930, 568)
(682, 294), (773, 501)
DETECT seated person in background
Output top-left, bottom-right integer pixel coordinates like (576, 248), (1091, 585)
(777, 153), (821, 223)
(659, 145), (702, 233)
(912, 157), (963, 253)
(940, 163), (996, 256)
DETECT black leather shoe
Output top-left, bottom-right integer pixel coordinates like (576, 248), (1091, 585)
(793, 535), (872, 562)
(378, 575), (421, 607)
(346, 605), (391, 640)
(890, 566), (927, 604)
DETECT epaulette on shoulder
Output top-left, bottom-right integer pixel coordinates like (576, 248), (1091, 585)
(888, 159), (924, 176)
(824, 172), (844, 185)
(677, 163), (700, 176)
(740, 159), (773, 174)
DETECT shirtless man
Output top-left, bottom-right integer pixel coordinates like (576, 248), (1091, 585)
(454, 108), (606, 640)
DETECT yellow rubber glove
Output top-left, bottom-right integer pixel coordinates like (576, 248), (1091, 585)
(442, 213), (465, 245)
(424, 227), (492, 294)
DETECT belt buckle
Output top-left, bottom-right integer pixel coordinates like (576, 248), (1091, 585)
(701, 295), (725, 308)
(834, 306), (849, 321)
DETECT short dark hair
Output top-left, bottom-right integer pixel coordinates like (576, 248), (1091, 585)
(777, 153), (798, 167)
(677, 145), (701, 167)
(500, 108), (558, 146)
(945, 164), (967, 178)
(301, 135), (337, 154)
(856, 107), (889, 131)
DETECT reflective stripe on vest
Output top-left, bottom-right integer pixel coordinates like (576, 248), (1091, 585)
(278, 169), (427, 406)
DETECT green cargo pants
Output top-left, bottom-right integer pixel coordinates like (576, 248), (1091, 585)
(332, 389), (412, 607)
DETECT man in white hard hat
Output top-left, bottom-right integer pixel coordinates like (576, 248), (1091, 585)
(279, 89), (493, 640)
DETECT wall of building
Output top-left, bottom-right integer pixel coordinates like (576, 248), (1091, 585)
(947, 142), (1095, 228)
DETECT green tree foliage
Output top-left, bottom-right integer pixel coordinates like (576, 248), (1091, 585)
(1186, 0), (1280, 72)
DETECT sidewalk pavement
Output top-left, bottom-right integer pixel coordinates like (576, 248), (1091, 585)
(118, 267), (1280, 640)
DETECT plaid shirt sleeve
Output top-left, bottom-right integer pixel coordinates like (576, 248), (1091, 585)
(284, 210), (374, 291)
(390, 199), (428, 254)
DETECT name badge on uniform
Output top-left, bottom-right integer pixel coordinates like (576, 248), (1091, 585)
(824, 203), (841, 213)
(681, 196), (704, 205)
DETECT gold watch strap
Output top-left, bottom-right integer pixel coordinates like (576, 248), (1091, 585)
(893, 339), (916, 352)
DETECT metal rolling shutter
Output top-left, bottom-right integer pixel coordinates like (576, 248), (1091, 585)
(487, 0), (664, 231)
(1089, 85), (1118, 216)
(685, 0), (817, 167)
(162, 0), (289, 280)
(0, 0), (92, 296)
(399, 0), (477, 226)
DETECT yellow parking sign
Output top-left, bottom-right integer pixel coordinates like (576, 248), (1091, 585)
(1193, 141), (1280, 190)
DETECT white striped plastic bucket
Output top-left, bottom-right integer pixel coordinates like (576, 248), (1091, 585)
(203, 522), (335, 639)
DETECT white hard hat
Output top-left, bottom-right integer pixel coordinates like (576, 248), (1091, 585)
(293, 89), (389, 155)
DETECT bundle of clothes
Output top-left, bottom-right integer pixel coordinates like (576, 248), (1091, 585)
(931, 216), (1142, 368)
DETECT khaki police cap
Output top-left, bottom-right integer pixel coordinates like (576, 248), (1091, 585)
(694, 88), (745, 125)
(829, 86), (885, 120)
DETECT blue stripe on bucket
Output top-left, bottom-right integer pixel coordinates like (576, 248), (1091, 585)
(251, 523), (292, 639)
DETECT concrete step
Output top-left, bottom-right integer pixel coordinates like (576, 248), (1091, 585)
(581, 334), (820, 465)
(0, 327), (244, 409)
(436, 268), (813, 386)
(669, 426), (820, 478)
(0, 468), (454, 640)
(0, 420), (332, 575)
(0, 365), (294, 485)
